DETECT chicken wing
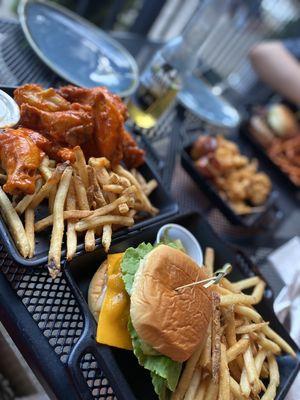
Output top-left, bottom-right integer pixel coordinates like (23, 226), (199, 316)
(58, 85), (144, 167)
(122, 130), (145, 168)
(57, 85), (128, 119)
(20, 103), (93, 146)
(14, 84), (145, 167)
(58, 86), (124, 164)
(14, 84), (70, 112)
(21, 128), (75, 163)
(0, 128), (44, 195)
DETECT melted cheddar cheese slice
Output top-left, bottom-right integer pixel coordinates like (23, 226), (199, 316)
(96, 253), (132, 350)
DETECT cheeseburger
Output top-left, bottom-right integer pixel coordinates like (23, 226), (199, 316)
(88, 243), (212, 399)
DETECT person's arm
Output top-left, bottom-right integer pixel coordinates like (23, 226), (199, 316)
(249, 41), (300, 105)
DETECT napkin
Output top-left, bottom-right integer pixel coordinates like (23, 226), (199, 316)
(268, 236), (300, 400)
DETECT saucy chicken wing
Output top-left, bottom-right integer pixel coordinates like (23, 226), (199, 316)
(14, 84), (145, 168)
(14, 84), (70, 112)
(0, 128), (44, 195)
(22, 128), (75, 163)
(20, 103), (93, 146)
(122, 130), (145, 168)
(58, 85), (144, 167)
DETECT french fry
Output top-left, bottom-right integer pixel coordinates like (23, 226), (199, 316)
(107, 172), (119, 184)
(183, 368), (201, 400)
(235, 319), (245, 328)
(220, 278), (239, 293)
(261, 355), (279, 400)
(171, 340), (207, 400)
(203, 380), (218, 400)
(79, 195), (130, 222)
(255, 334), (281, 355)
(48, 159), (56, 168)
(226, 336), (249, 363)
(25, 208), (35, 258)
(219, 343), (230, 400)
(47, 166), (72, 278)
(229, 376), (244, 400)
(96, 166), (110, 185)
(240, 367), (251, 397)
(66, 181), (77, 261)
(132, 168), (147, 186)
(251, 280), (266, 304)
(118, 203), (129, 214)
(102, 184), (124, 194)
(30, 163), (67, 209)
(199, 323), (211, 369)
(48, 184), (57, 214)
(34, 210), (93, 232)
(234, 305), (262, 323)
(220, 293), (255, 306)
(255, 349), (267, 376)
(236, 322), (269, 335)
(88, 157), (110, 169)
(15, 178), (43, 215)
(211, 293), (221, 383)
(232, 276), (261, 291)
(195, 375), (209, 400)
(0, 187), (30, 257)
(88, 166), (106, 207)
(38, 155), (51, 180)
(262, 325), (296, 357)
(73, 174), (89, 210)
(243, 343), (260, 395)
(73, 174), (95, 252)
(204, 247), (214, 276)
(223, 306), (236, 348)
(74, 146), (89, 189)
(85, 229), (96, 252)
(114, 165), (158, 215)
(127, 209), (137, 219)
(102, 224), (112, 253)
(75, 215), (134, 232)
(267, 354), (280, 386)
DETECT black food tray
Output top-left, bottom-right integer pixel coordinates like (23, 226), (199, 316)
(181, 143), (278, 227)
(0, 87), (178, 267)
(64, 212), (299, 400)
(240, 122), (300, 191)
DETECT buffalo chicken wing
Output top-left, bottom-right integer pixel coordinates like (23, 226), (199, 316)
(14, 84), (70, 112)
(0, 128), (44, 195)
(58, 85), (144, 167)
(14, 84), (145, 168)
(20, 103), (93, 146)
(22, 128), (75, 163)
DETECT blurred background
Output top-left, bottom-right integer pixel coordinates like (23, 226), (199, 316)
(1, 0), (300, 102)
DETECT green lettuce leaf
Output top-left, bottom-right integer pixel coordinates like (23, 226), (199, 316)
(128, 320), (181, 398)
(150, 372), (169, 400)
(121, 242), (153, 295)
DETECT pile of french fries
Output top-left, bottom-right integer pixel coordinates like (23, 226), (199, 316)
(172, 248), (296, 400)
(0, 146), (158, 278)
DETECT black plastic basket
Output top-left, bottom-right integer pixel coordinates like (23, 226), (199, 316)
(1, 212), (299, 399)
(240, 122), (300, 192)
(0, 87), (178, 266)
(181, 142), (279, 227)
